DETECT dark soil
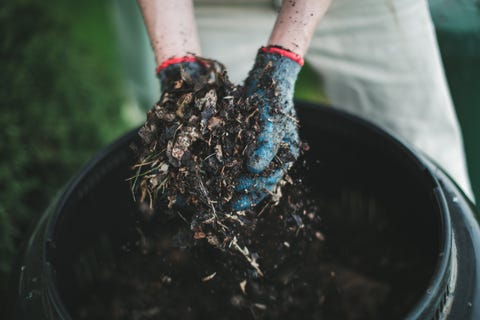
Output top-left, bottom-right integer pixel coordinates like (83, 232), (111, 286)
(71, 156), (430, 320)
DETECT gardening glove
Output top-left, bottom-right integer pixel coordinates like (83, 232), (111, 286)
(156, 56), (207, 93)
(232, 46), (303, 211)
(155, 56), (209, 208)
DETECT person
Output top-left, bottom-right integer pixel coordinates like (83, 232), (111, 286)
(124, 0), (473, 208)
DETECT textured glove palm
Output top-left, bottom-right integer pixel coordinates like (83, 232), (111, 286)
(232, 47), (302, 210)
(157, 57), (206, 93)
(156, 57), (207, 207)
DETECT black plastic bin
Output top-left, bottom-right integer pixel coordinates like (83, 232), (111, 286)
(10, 102), (480, 319)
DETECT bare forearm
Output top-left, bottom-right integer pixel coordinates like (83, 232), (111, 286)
(137, 0), (201, 66)
(268, 0), (331, 57)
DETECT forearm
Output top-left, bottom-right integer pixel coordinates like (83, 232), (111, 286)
(268, 0), (331, 57)
(137, 0), (201, 66)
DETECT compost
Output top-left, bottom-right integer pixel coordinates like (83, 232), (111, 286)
(74, 161), (405, 320)
(130, 57), (298, 270)
(72, 60), (430, 320)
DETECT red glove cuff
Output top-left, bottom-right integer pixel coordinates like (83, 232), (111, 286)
(155, 56), (199, 75)
(261, 46), (304, 66)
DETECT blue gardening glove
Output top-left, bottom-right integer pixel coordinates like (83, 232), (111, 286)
(156, 56), (206, 92)
(232, 46), (303, 210)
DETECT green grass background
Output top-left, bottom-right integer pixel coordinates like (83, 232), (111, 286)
(0, 0), (132, 302)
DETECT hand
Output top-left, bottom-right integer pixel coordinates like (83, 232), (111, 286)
(232, 46), (303, 210)
(154, 56), (208, 208)
(156, 56), (206, 93)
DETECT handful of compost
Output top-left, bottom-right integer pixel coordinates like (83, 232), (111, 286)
(131, 47), (302, 259)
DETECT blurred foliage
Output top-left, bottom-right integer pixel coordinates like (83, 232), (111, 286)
(0, 0), (131, 296)
(429, 0), (480, 205)
(295, 62), (328, 104)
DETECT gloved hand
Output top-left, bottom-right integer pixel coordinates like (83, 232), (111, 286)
(155, 56), (208, 208)
(156, 56), (207, 92)
(232, 46), (303, 210)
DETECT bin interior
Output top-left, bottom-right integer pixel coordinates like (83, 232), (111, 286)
(48, 106), (443, 319)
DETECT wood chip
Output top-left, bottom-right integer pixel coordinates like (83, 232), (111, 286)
(194, 231), (206, 239)
(239, 280), (247, 295)
(207, 116), (223, 130)
(315, 231), (325, 241)
(254, 303), (267, 310)
(201, 272), (217, 282)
